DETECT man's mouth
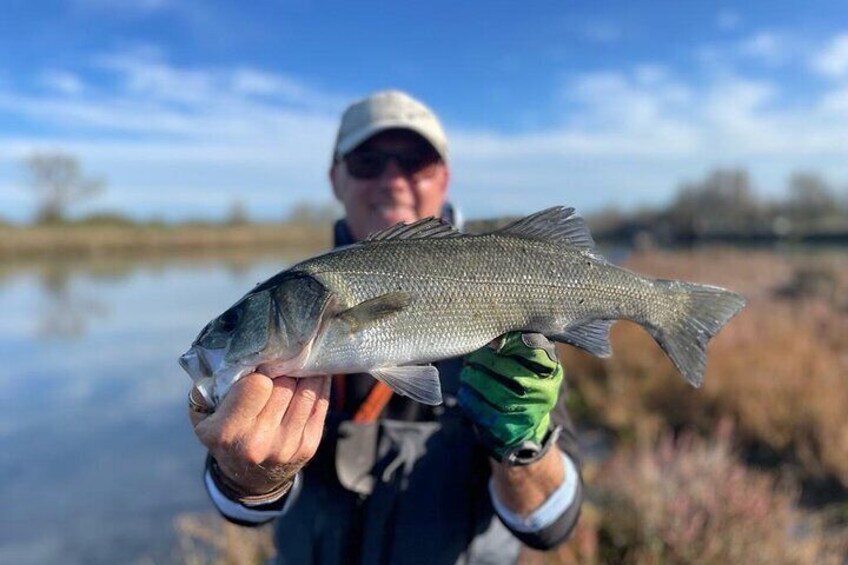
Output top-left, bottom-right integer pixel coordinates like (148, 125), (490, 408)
(373, 203), (416, 223)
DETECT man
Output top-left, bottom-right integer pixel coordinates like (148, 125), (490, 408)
(189, 90), (583, 564)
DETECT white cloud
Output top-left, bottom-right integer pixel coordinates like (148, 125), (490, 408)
(739, 32), (789, 66)
(447, 63), (848, 214)
(699, 30), (809, 71)
(1, 44), (847, 221)
(0, 50), (344, 143)
(811, 33), (848, 78)
(0, 50), (348, 220)
(820, 85), (848, 115)
(41, 70), (85, 95)
(633, 64), (668, 85)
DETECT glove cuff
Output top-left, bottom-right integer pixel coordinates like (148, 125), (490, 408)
(498, 425), (562, 467)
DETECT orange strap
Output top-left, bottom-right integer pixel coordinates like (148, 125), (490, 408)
(332, 374), (394, 423)
(353, 382), (394, 423)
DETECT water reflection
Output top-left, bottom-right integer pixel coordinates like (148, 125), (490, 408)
(36, 263), (110, 339)
(0, 250), (307, 565)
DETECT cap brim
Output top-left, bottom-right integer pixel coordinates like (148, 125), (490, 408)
(336, 119), (447, 161)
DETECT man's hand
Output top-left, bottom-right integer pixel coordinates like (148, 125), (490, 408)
(458, 332), (563, 464)
(189, 372), (331, 498)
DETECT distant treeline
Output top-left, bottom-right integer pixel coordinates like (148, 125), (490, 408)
(469, 168), (848, 245)
(588, 168), (848, 245)
(5, 157), (846, 248)
(0, 200), (342, 230)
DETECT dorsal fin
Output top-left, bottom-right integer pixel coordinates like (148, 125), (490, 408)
(497, 206), (596, 251)
(366, 217), (464, 242)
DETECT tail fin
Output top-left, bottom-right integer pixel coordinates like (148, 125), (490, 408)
(647, 281), (746, 387)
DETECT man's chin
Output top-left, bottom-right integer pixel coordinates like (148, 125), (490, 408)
(374, 210), (417, 228)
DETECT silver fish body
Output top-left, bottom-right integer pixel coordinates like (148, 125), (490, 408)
(180, 207), (746, 407)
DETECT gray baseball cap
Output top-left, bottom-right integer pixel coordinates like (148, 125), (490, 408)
(333, 90), (448, 161)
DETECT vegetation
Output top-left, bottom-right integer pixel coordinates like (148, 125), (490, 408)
(0, 222), (332, 259)
(590, 429), (845, 564)
(588, 168), (848, 244)
(22, 151), (105, 224)
(175, 514), (276, 565)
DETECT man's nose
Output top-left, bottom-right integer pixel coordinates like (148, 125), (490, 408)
(379, 159), (412, 187)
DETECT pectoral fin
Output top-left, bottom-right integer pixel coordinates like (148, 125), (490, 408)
(337, 291), (412, 333)
(370, 365), (443, 406)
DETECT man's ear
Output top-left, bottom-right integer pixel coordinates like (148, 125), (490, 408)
(439, 165), (450, 197)
(329, 162), (343, 201)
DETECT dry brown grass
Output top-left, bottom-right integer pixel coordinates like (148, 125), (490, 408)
(174, 513), (276, 565)
(0, 224), (331, 259)
(561, 248), (848, 484)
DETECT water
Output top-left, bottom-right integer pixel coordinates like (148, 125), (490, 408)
(0, 252), (304, 564)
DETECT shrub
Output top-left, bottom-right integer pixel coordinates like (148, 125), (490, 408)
(593, 428), (844, 564)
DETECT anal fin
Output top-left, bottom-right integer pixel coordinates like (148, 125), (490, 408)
(551, 319), (614, 357)
(370, 365), (443, 406)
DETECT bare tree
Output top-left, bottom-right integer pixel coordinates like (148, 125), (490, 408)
(666, 168), (763, 236)
(785, 172), (838, 226)
(285, 200), (342, 226)
(23, 151), (105, 224)
(226, 198), (250, 226)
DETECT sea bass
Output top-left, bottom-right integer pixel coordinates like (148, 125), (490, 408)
(179, 207), (746, 408)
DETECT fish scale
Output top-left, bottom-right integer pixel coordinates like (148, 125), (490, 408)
(180, 207), (746, 407)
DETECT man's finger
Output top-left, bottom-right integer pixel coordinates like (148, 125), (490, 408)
(215, 372), (274, 421)
(299, 375), (332, 458)
(275, 377), (326, 459)
(256, 376), (298, 429)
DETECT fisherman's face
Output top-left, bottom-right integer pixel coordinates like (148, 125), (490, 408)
(330, 129), (449, 241)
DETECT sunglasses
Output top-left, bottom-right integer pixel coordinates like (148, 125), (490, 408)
(343, 148), (441, 180)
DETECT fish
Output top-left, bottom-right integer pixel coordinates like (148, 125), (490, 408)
(179, 206), (746, 408)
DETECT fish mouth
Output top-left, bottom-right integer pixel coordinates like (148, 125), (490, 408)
(179, 346), (257, 407)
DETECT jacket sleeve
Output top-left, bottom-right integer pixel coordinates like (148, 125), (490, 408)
(203, 455), (303, 527)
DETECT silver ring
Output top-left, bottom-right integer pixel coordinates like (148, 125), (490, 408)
(188, 388), (214, 415)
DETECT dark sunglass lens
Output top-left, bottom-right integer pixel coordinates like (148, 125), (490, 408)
(399, 150), (440, 175)
(346, 152), (386, 179)
(396, 153), (426, 173)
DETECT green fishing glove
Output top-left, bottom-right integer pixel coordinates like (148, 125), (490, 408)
(458, 332), (564, 466)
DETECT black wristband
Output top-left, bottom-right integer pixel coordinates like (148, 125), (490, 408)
(206, 455), (294, 508)
(500, 425), (562, 466)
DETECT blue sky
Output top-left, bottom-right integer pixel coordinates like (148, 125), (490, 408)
(1, 1), (847, 222)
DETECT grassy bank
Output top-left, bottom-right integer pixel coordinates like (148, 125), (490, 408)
(0, 223), (332, 259)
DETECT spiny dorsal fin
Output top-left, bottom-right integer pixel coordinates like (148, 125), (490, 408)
(497, 206), (596, 251)
(337, 291), (412, 333)
(366, 217), (463, 242)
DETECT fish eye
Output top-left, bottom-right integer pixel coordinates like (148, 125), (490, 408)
(219, 309), (240, 332)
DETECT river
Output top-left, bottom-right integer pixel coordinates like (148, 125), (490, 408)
(0, 252), (307, 564)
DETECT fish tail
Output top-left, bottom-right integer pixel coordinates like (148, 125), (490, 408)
(646, 280), (746, 387)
